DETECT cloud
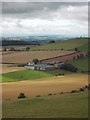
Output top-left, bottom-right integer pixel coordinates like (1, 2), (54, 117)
(1, 2), (88, 36)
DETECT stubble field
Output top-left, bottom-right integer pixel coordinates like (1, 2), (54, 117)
(2, 73), (88, 101)
(2, 50), (73, 64)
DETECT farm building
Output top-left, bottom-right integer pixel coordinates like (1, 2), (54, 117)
(25, 61), (64, 71)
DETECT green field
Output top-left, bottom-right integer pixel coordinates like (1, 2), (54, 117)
(30, 38), (88, 51)
(2, 70), (52, 82)
(2, 69), (72, 83)
(3, 92), (88, 118)
(69, 57), (88, 72)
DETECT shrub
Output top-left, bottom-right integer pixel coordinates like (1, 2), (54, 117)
(33, 59), (39, 64)
(80, 88), (84, 91)
(26, 47), (30, 51)
(77, 55), (80, 59)
(73, 56), (75, 60)
(18, 93), (26, 99)
(80, 54), (84, 59)
(60, 63), (78, 72)
(17, 64), (26, 67)
(36, 95), (41, 97)
(75, 48), (78, 51)
(48, 93), (52, 96)
(71, 90), (79, 93)
(60, 92), (63, 94)
(85, 85), (88, 89)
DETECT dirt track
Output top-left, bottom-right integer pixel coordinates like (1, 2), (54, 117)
(2, 74), (88, 101)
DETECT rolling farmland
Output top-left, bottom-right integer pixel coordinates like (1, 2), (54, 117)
(2, 73), (88, 101)
(30, 38), (88, 51)
(2, 50), (73, 64)
(3, 92), (88, 118)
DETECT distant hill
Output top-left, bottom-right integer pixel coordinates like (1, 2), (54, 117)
(1, 40), (40, 46)
(30, 38), (89, 51)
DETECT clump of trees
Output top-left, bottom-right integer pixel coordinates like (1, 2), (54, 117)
(75, 48), (78, 51)
(26, 47), (30, 51)
(60, 63), (78, 72)
(18, 93), (26, 99)
(49, 40), (55, 44)
(9, 47), (15, 51)
(33, 58), (39, 64)
(73, 56), (76, 60)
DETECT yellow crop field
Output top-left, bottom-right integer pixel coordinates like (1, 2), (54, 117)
(2, 73), (88, 101)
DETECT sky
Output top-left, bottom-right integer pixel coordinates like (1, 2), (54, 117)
(1, 2), (88, 37)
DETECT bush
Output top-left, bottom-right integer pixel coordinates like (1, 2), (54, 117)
(77, 55), (80, 59)
(18, 93), (26, 99)
(36, 95), (41, 97)
(71, 90), (79, 93)
(60, 63), (78, 72)
(26, 47), (30, 51)
(33, 59), (39, 64)
(48, 93), (52, 96)
(73, 56), (75, 60)
(80, 88), (84, 91)
(17, 64), (26, 67)
(75, 48), (78, 51)
(60, 92), (63, 94)
(80, 54), (84, 59)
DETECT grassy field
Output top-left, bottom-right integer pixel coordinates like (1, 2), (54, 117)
(3, 92), (88, 118)
(2, 70), (52, 82)
(30, 38), (88, 51)
(69, 57), (88, 72)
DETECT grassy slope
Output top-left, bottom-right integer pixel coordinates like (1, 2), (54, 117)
(2, 70), (52, 82)
(69, 58), (88, 72)
(30, 38), (88, 51)
(77, 43), (88, 52)
(3, 92), (88, 118)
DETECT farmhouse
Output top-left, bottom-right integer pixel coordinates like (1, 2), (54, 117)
(25, 61), (64, 71)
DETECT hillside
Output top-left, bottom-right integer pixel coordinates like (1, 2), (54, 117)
(30, 38), (88, 51)
(3, 92), (88, 118)
(69, 57), (88, 72)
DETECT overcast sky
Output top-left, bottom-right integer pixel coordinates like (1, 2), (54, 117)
(1, 2), (88, 37)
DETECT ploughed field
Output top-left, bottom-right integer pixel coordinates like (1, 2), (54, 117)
(2, 73), (88, 101)
(2, 50), (73, 64)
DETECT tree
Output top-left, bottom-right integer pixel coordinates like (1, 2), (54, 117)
(80, 54), (84, 59)
(26, 47), (30, 51)
(49, 40), (55, 43)
(73, 56), (75, 60)
(77, 55), (80, 59)
(3, 48), (6, 51)
(33, 59), (39, 64)
(9, 47), (15, 51)
(60, 63), (78, 72)
(75, 48), (78, 51)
